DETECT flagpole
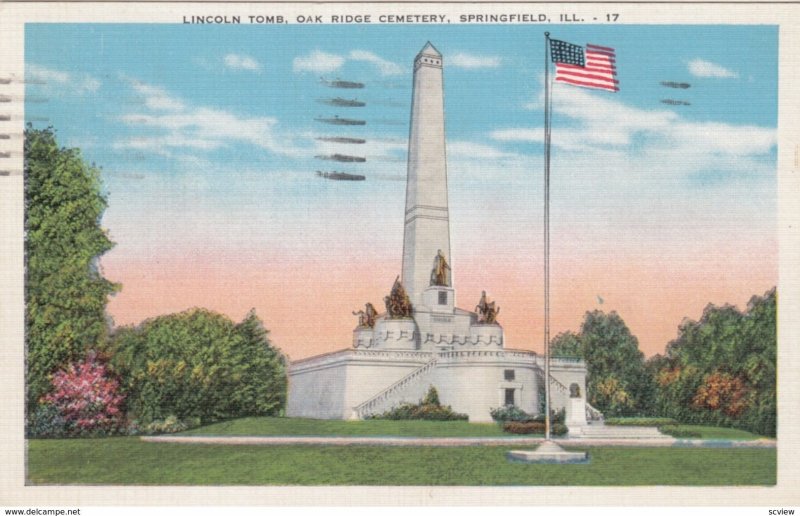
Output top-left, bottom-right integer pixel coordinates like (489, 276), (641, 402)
(543, 31), (552, 442)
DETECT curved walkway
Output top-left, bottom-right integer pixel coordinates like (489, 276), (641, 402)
(141, 435), (777, 448)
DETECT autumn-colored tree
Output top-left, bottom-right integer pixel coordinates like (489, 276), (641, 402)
(651, 288), (776, 436)
(693, 372), (750, 418)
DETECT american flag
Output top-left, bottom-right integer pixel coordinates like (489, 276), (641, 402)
(550, 39), (619, 92)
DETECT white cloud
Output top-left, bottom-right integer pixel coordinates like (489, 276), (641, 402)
(442, 140), (536, 184)
(348, 50), (403, 76)
(292, 49), (403, 76)
(449, 53), (502, 69)
(447, 141), (520, 160)
(113, 135), (223, 155)
(27, 64), (101, 95)
(223, 53), (262, 72)
(117, 79), (306, 158)
(490, 128), (542, 143)
(129, 79), (185, 111)
(688, 59), (739, 79)
(492, 84), (775, 186)
(293, 50), (345, 73)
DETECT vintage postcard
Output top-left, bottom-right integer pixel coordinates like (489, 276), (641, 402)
(0, 0), (798, 508)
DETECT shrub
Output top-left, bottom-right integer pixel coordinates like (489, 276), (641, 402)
(605, 417), (678, 427)
(27, 403), (68, 438)
(531, 408), (567, 424)
(369, 402), (468, 421)
(491, 406), (566, 424)
(503, 421), (543, 434)
(34, 351), (125, 437)
(551, 422), (569, 436)
(367, 386), (468, 421)
(502, 421), (568, 436)
(659, 425), (702, 438)
(107, 308), (286, 425)
(490, 405), (535, 423)
(142, 415), (201, 435)
(423, 386), (441, 406)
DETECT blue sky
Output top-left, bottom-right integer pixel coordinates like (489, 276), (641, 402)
(25, 24), (778, 244)
(24, 23), (779, 355)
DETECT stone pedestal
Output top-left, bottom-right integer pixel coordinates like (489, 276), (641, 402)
(352, 327), (374, 348)
(507, 441), (589, 464)
(566, 397), (588, 429)
(421, 286), (455, 313)
(469, 324), (503, 347)
(372, 318), (419, 350)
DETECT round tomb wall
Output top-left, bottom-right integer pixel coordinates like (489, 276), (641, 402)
(468, 324), (504, 348)
(372, 318), (419, 350)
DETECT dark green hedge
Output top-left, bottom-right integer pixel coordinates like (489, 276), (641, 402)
(502, 421), (569, 436)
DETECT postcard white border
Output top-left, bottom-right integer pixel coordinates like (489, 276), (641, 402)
(1, 1), (798, 507)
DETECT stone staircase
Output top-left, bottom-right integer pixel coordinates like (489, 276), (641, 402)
(570, 424), (665, 439)
(351, 358), (438, 419)
(533, 367), (570, 405)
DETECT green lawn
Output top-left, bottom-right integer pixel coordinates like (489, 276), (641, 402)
(178, 417), (508, 437)
(659, 425), (762, 440)
(179, 417), (767, 441)
(604, 418), (764, 440)
(27, 437), (775, 485)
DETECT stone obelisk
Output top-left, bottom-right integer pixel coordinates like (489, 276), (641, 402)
(401, 42), (451, 308)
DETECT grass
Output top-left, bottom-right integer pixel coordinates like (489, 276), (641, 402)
(657, 425), (763, 440)
(603, 418), (764, 440)
(179, 417), (767, 440)
(27, 437), (776, 485)
(178, 417), (509, 437)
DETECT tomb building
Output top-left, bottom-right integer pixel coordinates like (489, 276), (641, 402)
(286, 43), (593, 427)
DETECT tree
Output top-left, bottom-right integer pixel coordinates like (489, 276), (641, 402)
(550, 331), (582, 358)
(652, 288), (776, 436)
(25, 127), (118, 414)
(230, 309), (287, 416)
(576, 311), (654, 416)
(107, 308), (287, 424)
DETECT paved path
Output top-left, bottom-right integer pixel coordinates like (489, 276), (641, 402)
(141, 435), (777, 448)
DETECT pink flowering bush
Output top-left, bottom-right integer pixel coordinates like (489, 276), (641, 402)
(38, 351), (126, 436)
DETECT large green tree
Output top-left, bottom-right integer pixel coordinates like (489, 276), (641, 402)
(549, 331), (582, 359)
(550, 312), (655, 417)
(107, 308), (286, 424)
(25, 127), (118, 413)
(652, 288), (776, 436)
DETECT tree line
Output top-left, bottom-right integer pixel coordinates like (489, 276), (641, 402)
(25, 127), (286, 437)
(551, 288), (777, 436)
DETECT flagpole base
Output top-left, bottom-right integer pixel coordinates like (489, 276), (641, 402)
(507, 440), (589, 464)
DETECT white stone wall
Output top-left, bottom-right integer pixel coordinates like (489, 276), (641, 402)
(434, 350), (540, 422)
(286, 359), (348, 419)
(371, 318), (419, 350)
(413, 307), (474, 351)
(287, 349), (431, 419)
(287, 349), (588, 423)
